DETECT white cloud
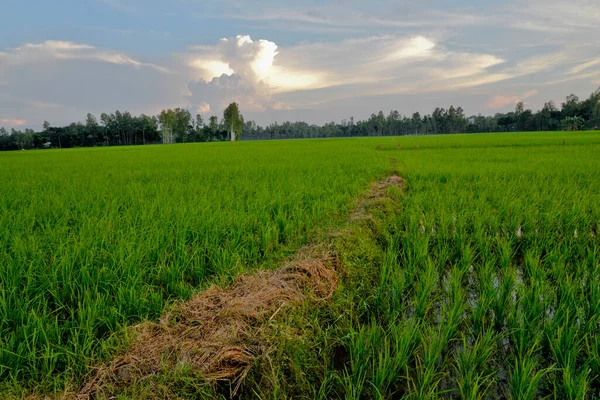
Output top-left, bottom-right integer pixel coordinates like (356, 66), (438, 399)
(189, 60), (234, 81)
(511, 52), (572, 75)
(184, 33), (539, 115)
(384, 36), (436, 61)
(570, 59), (600, 75)
(224, 4), (495, 31)
(541, 70), (600, 86)
(0, 40), (170, 73)
(187, 35), (324, 93)
(197, 102), (211, 113)
(0, 40), (184, 128)
(268, 35), (501, 91)
(187, 68), (276, 113)
(428, 54), (505, 80)
(187, 35), (295, 113)
(265, 35), (509, 105)
(186, 34), (501, 113)
(221, 0), (597, 38)
(515, 0), (600, 32)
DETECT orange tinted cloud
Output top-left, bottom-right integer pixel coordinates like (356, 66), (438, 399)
(485, 90), (538, 110)
(0, 119), (27, 127)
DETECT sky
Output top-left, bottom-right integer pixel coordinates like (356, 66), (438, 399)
(1, 0), (599, 130)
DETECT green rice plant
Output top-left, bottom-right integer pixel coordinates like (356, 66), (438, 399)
(548, 312), (585, 369)
(442, 266), (466, 342)
(470, 261), (496, 334)
(492, 265), (517, 332)
(454, 329), (498, 399)
(508, 345), (553, 400)
(372, 319), (419, 398)
(553, 365), (591, 400)
(408, 326), (449, 399)
(585, 336), (600, 394)
(342, 324), (377, 400)
(413, 260), (438, 321)
(373, 244), (407, 319)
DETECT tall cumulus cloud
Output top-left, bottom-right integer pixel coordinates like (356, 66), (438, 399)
(187, 35), (291, 113)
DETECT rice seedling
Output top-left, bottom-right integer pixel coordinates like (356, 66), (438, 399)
(333, 131), (600, 399)
(454, 329), (497, 399)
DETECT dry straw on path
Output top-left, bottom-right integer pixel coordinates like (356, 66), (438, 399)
(76, 175), (404, 398)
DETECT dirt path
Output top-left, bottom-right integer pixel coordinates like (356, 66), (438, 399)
(73, 175), (404, 399)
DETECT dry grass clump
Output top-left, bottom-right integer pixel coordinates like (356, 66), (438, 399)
(78, 250), (338, 398)
(351, 175), (404, 221)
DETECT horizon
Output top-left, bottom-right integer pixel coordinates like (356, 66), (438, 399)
(1, 0), (599, 130)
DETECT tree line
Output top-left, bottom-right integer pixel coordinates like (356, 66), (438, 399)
(1, 88), (598, 151)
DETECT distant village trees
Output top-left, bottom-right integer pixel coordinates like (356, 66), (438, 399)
(1, 88), (599, 151)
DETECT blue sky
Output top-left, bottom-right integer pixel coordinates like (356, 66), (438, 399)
(1, 0), (599, 129)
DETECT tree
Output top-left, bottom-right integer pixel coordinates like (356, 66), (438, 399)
(515, 101), (524, 115)
(432, 107), (446, 134)
(581, 88), (600, 129)
(242, 120), (258, 139)
(539, 101), (560, 131)
(188, 114), (205, 142)
(223, 102), (244, 141)
(562, 94), (581, 118)
(411, 112), (422, 134)
(159, 108), (191, 143)
(137, 114), (160, 144)
(543, 101), (557, 112)
(85, 113), (97, 127)
(564, 116), (585, 131)
(447, 105), (467, 134)
(85, 113), (99, 146)
(195, 114), (204, 130)
(43, 121), (51, 131)
(387, 110), (400, 135)
(209, 116), (218, 131)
